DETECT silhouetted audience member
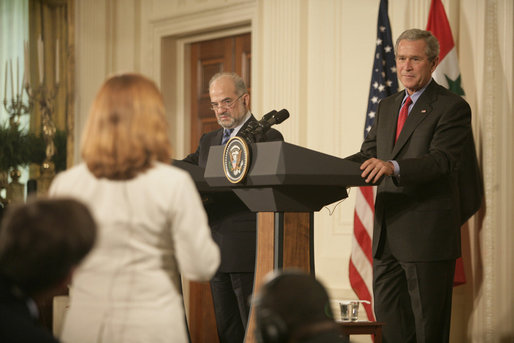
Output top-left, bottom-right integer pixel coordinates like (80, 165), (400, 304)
(253, 270), (348, 343)
(0, 198), (97, 342)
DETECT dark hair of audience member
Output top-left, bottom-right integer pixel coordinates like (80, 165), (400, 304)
(254, 270), (340, 343)
(0, 198), (97, 296)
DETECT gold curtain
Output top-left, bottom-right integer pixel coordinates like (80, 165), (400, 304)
(28, 0), (74, 174)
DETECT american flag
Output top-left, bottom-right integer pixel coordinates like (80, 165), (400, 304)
(349, 0), (398, 322)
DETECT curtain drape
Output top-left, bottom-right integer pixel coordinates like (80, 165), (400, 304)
(0, 0), (29, 124)
(0, 0), (29, 199)
(28, 0), (74, 171)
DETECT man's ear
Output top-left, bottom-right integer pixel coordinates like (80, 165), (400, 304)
(431, 56), (440, 72)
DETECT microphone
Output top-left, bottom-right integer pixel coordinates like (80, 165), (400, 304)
(239, 110), (276, 143)
(260, 109), (277, 122)
(250, 109), (289, 141)
(256, 109), (289, 134)
(239, 109), (289, 143)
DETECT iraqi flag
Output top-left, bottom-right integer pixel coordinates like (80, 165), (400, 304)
(426, 0), (465, 96)
(426, 0), (466, 286)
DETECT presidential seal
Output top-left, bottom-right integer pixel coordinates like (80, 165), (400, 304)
(223, 136), (250, 183)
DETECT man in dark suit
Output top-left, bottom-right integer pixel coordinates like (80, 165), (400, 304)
(346, 29), (482, 343)
(183, 72), (283, 343)
(0, 198), (97, 342)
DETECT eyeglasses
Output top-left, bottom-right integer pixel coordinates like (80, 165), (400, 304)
(210, 94), (245, 111)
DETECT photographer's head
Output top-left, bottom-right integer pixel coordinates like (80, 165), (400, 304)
(253, 269), (342, 343)
(0, 198), (97, 297)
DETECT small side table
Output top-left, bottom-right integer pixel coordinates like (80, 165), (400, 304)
(338, 321), (384, 343)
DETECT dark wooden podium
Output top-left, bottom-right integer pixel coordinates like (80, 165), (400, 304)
(177, 141), (369, 343)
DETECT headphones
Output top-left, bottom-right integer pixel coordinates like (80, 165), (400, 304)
(254, 278), (290, 343)
(255, 306), (289, 343)
(253, 270), (306, 343)
(253, 270), (336, 343)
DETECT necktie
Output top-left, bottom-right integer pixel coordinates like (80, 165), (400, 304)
(395, 96), (412, 143)
(221, 128), (234, 144)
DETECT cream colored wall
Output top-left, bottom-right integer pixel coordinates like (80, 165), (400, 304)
(74, 0), (513, 342)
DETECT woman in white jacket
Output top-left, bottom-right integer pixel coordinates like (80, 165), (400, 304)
(49, 73), (220, 343)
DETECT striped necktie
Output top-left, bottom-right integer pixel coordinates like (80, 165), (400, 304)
(222, 128), (234, 144)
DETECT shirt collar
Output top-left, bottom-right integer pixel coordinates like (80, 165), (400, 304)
(8, 281), (40, 320)
(231, 111), (252, 137)
(26, 297), (39, 319)
(403, 79), (432, 106)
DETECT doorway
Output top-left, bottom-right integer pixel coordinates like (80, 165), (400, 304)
(187, 32), (251, 343)
(189, 33), (251, 150)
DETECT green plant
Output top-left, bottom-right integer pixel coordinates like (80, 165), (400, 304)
(26, 130), (67, 172)
(0, 122), (67, 173)
(0, 123), (32, 172)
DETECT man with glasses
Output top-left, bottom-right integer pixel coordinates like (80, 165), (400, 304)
(183, 72), (283, 343)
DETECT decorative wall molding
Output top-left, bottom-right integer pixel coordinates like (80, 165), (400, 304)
(149, 0), (254, 23)
(144, 1), (255, 157)
(480, 0), (498, 340)
(256, 0), (305, 144)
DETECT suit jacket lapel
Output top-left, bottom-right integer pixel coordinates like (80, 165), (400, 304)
(382, 92), (404, 159)
(391, 82), (437, 158)
(235, 114), (257, 138)
(214, 129), (223, 145)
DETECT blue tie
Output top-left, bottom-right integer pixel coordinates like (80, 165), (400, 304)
(222, 128), (234, 144)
